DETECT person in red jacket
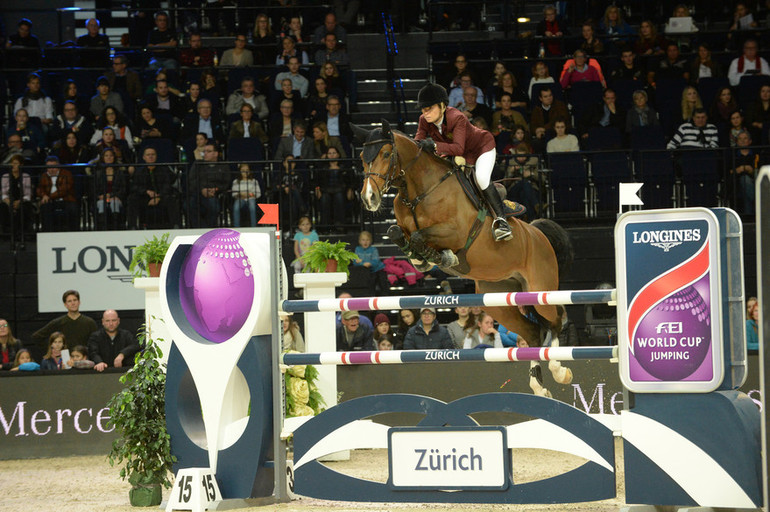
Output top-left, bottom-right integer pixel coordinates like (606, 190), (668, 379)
(414, 83), (512, 241)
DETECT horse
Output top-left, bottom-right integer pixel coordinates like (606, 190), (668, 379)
(351, 120), (575, 397)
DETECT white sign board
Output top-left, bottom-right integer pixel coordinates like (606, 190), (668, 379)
(36, 228), (271, 313)
(388, 427), (508, 490)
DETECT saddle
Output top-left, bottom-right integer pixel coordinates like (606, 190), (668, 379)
(453, 162), (528, 219)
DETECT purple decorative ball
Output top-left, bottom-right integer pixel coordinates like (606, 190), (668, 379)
(179, 229), (255, 343)
(633, 285), (711, 381)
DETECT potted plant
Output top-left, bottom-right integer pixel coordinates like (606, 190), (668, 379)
(106, 326), (176, 507)
(129, 233), (170, 278)
(299, 240), (358, 274)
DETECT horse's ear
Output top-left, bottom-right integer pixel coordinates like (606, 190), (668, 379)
(349, 123), (371, 144)
(381, 118), (392, 137)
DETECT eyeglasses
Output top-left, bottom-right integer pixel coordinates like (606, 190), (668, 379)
(0, 324), (8, 328)
(327, 102), (340, 106)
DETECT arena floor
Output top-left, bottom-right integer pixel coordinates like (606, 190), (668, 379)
(0, 443), (627, 511)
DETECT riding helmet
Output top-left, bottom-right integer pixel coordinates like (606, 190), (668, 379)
(418, 83), (449, 110)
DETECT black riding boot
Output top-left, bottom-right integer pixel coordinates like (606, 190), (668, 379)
(482, 185), (513, 241)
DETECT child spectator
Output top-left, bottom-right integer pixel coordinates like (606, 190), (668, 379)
(10, 349), (39, 371)
(746, 297), (759, 351)
(281, 313), (305, 352)
(377, 338), (394, 351)
(354, 230), (390, 293)
(462, 311), (503, 348)
(373, 313), (398, 350)
(231, 163), (261, 228)
(66, 345), (95, 369)
(41, 331), (67, 370)
(292, 215), (319, 272)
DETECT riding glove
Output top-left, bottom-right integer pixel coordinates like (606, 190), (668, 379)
(417, 137), (436, 153)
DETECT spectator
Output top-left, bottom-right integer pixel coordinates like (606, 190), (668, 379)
(65, 345), (94, 369)
(728, 2), (759, 49)
(275, 36), (309, 66)
(313, 95), (353, 141)
(186, 141), (229, 228)
(106, 55), (143, 102)
(352, 230), (390, 293)
(143, 79), (185, 120)
(52, 132), (90, 165)
(527, 61), (555, 100)
(599, 5), (634, 50)
(274, 120), (314, 161)
(710, 87), (739, 127)
(7, 108), (45, 155)
(580, 87), (625, 138)
(271, 78), (305, 115)
(37, 155), (79, 232)
(136, 104), (172, 141)
(147, 11), (178, 70)
(50, 100), (94, 148)
(336, 310), (374, 351)
(307, 77), (332, 119)
(492, 93), (528, 135)
(536, 4), (567, 56)
(253, 13), (277, 64)
(91, 147), (128, 228)
(6, 18), (40, 68)
(269, 99), (299, 141)
(41, 332), (67, 370)
(502, 125), (534, 153)
(76, 18), (109, 48)
(729, 130), (757, 214)
(746, 298), (759, 351)
(220, 33), (254, 67)
(680, 86), (703, 124)
(0, 155), (33, 236)
(319, 61), (346, 96)
(488, 61), (509, 89)
(230, 163), (261, 228)
(689, 43), (724, 85)
(493, 71), (528, 110)
(728, 39), (770, 86)
(546, 119), (579, 152)
(90, 76), (124, 121)
(531, 87), (570, 140)
(59, 79), (90, 119)
(315, 146), (353, 227)
(393, 309), (418, 350)
(311, 121), (346, 158)
(313, 12), (347, 45)
(206, 0), (236, 36)
(190, 132), (209, 161)
(314, 32), (350, 66)
(91, 107), (134, 150)
(280, 313), (305, 352)
(275, 56), (309, 97)
(559, 49), (605, 90)
(504, 143), (541, 218)
(32, 290), (97, 358)
(373, 314), (397, 351)
(626, 90), (660, 133)
(667, 108), (719, 149)
(181, 82), (204, 119)
(284, 15), (307, 43)
(179, 32), (215, 68)
(89, 309), (140, 372)
(462, 311), (503, 348)
(460, 87), (493, 127)
(726, 111), (749, 147)
(745, 84), (770, 140)
(127, 146), (180, 228)
(448, 73), (484, 109)
(181, 99), (224, 144)
(1, 135), (26, 166)
(656, 42), (689, 82)
(610, 47), (645, 82)
(403, 308), (453, 350)
(578, 20), (604, 55)
(228, 103), (268, 143)
(200, 69), (222, 106)
(91, 127), (130, 164)
(0, 318), (24, 370)
(447, 53), (480, 91)
(225, 77), (269, 120)
(292, 215), (318, 272)
(445, 307), (474, 349)
(13, 73), (54, 127)
(633, 20), (667, 56)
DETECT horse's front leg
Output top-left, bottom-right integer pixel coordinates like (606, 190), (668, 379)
(387, 225), (434, 271)
(411, 225), (459, 268)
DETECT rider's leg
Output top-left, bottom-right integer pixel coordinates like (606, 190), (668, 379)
(476, 148), (513, 241)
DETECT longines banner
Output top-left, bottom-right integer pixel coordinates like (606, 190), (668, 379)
(36, 228), (268, 313)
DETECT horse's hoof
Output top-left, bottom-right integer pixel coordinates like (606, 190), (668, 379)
(539, 388), (553, 398)
(411, 259), (433, 272)
(387, 225), (405, 245)
(440, 249), (459, 268)
(529, 364), (544, 386)
(554, 367), (573, 385)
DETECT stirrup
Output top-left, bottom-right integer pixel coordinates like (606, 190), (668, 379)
(492, 218), (513, 241)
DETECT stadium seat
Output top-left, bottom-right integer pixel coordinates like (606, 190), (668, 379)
(590, 151), (632, 213)
(679, 150), (721, 207)
(546, 152), (589, 218)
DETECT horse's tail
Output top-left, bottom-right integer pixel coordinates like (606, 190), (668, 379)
(531, 219), (573, 281)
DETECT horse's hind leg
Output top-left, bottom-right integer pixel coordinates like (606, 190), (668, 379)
(544, 329), (573, 385)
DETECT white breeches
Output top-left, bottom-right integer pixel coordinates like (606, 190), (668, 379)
(474, 148), (497, 189)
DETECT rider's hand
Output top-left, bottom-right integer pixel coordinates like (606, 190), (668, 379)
(417, 137), (436, 153)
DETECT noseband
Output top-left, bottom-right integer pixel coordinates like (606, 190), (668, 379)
(362, 135), (423, 197)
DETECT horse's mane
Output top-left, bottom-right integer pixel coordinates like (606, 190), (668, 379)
(393, 131), (454, 170)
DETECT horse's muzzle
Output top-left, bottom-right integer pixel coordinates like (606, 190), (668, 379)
(361, 180), (381, 211)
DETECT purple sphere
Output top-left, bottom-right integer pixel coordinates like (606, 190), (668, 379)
(633, 285), (710, 381)
(179, 229), (255, 343)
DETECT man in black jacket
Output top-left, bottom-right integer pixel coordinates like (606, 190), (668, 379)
(186, 141), (229, 228)
(336, 310), (375, 351)
(88, 309), (140, 372)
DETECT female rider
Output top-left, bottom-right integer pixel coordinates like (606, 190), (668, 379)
(414, 82), (512, 241)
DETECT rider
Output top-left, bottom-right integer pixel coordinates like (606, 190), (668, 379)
(414, 83), (513, 241)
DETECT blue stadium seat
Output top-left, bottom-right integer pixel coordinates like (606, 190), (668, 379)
(547, 152), (589, 217)
(679, 150), (721, 207)
(590, 151), (632, 213)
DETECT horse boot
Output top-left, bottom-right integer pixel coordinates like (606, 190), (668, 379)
(482, 185), (513, 241)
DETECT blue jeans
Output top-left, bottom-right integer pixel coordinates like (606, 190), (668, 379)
(232, 198), (257, 227)
(738, 173), (755, 214)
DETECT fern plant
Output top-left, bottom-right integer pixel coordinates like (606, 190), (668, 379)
(299, 240), (358, 274)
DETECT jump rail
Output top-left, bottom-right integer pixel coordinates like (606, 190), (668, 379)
(281, 289), (617, 313)
(281, 346), (619, 366)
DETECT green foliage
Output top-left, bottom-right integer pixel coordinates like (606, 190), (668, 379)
(129, 233), (171, 278)
(299, 240), (358, 274)
(106, 325), (176, 489)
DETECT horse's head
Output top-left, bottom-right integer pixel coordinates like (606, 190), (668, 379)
(351, 119), (400, 212)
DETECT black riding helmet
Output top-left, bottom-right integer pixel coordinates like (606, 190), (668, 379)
(417, 83), (449, 110)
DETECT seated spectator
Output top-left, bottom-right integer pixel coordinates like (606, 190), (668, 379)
(626, 90), (660, 133)
(726, 111), (749, 146)
(128, 146), (180, 228)
(745, 84), (770, 141)
(666, 108), (719, 149)
(336, 310), (374, 351)
(504, 143), (541, 218)
(136, 104), (172, 141)
(728, 39), (770, 86)
(230, 163), (261, 228)
(656, 42), (689, 82)
(728, 130), (757, 214)
(52, 132), (90, 165)
(1, 134), (26, 166)
(448, 72), (484, 110)
(531, 87), (570, 140)
(527, 61), (555, 100)
(275, 56), (309, 97)
(314, 32), (350, 66)
(599, 5), (634, 50)
(0, 319), (25, 370)
(710, 87), (739, 127)
(65, 345), (95, 369)
(271, 78), (305, 115)
(313, 95), (352, 142)
(268, 99), (300, 141)
(746, 298), (759, 351)
(91, 107), (134, 150)
(728, 2), (759, 49)
(610, 47), (645, 82)
(5, 18), (41, 68)
(374, 315), (398, 351)
(50, 100), (94, 147)
(190, 132), (208, 161)
(7, 108), (45, 155)
(281, 312), (305, 352)
(0, 155), (34, 236)
(37, 155), (79, 232)
(463, 311), (503, 348)
(144, 79), (185, 121)
(578, 20), (605, 55)
(275, 36), (309, 66)
(664, 4), (698, 52)
(281, 161), (309, 235)
(274, 120), (314, 161)
(536, 4), (567, 56)
(689, 43), (724, 86)
(144, 69), (183, 98)
(91, 147), (128, 228)
(220, 33), (254, 67)
(446, 53), (481, 91)
(181, 99), (224, 144)
(393, 309), (418, 349)
(91, 127), (130, 164)
(319, 61), (346, 96)
(633, 20), (667, 56)
(13, 73), (54, 127)
(89, 310), (140, 372)
(492, 93), (529, 136)
(307, 77), (332, 119)
(352, 230), (390, 293)
(106, 55), (143, 102)
(488, 61), (509, 89)
(493, 71), (528, 110)
(559, 49), (605, 90)
(313, 12), (347, 45)
(546, 119), (580, 152)
(147, 11), (179, 70)
(200, 69), (222, 106)
(311, 121), (346, 158)
(580, 87), (625, 138)
(76, 18), (109, 66)
(502, 125), (534, 152)
(228, 103), (268, 143)
(59, 79), (90, 119)
(225, 77), (269, 120)
(680, 86), (703, 124)
(90, 76), (125, 121)
(460, 87), (493, 127)
(41, 332), (67, 370)
(315, 146), (354, 227)
(206, 0), (236, 36)
(186, 141), (229, 228)
(179, 32), (215, 68)
(403, 308), (453, 350)
(252, 13), (277, 64)
(181, 82), (204, 119)
(283, 15), (307, 44)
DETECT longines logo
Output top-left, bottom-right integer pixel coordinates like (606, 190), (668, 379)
(631, 228), (701, 252)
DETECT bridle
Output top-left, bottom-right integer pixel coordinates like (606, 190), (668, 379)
(362, 133), (422, 199)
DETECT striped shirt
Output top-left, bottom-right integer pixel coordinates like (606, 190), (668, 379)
(667, 121), (719, 149)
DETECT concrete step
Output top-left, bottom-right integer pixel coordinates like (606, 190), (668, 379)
(356, 99), (419, 114)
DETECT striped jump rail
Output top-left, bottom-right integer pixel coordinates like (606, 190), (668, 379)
(281, 289), (616, 313)
(281, 346), (619, 366)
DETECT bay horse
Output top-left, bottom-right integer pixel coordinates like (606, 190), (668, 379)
(351, 120), (574, 397)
